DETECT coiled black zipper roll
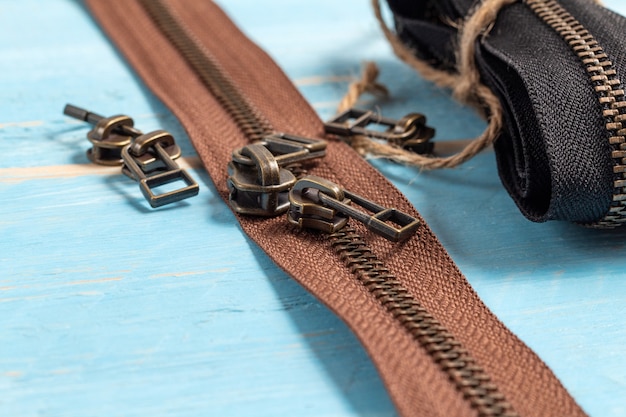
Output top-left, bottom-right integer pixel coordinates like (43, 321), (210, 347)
(388, 0), (626, 227)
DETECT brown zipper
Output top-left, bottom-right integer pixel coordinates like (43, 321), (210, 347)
(129, 1), (516, 413)
(524, 0), (626, 228)
(85, 1), (587, 416)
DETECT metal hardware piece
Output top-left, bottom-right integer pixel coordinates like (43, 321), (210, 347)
(228, 134), (326, 216)
(64, 104), (182, 170)
(231, 133), (327, 167)
(122, 130), (199, 208)
(227, 143), (296, 216)
(121, 141), (182, 178)
(288, 175), (419, 241)
(324, 108), (435, 154)
(287, 176), (350, 233)
(64, 104), (142, 166)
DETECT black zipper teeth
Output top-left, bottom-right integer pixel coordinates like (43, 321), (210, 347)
(329, 226), (518, 417)
(140, 1), (517, 415)
(525, 0), (626, 227)
(139, 0), (274, 143)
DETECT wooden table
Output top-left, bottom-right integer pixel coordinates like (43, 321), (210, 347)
(2, 1), (625, 416)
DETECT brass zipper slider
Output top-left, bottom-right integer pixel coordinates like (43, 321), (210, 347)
(324, 108), (434, 154)
(64, 104), (199, 208)
(64, 104), (142, 165)
(228, 134), (327, 216)
(288, 175), (420, 242)
(122, 130), (199, 208)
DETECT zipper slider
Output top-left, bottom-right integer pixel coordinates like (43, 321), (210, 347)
(63, 104), (141, 165)
(324, 108), (434, 154)
(63, 104), (181, 172)
(228, 134), (327, 216)
(288, 175), (420, 242)
(65, 104), (184, 172)
(228, 143), (296, 216)
(122, 130), (199, 208)
(64, 104), (198, 208)
(286, 175), (350, 233)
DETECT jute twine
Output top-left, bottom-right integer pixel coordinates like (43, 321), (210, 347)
(337, 62), (390, 112)
(339, 0), (601, 169)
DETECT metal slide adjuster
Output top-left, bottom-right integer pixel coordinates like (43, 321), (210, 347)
(122, 130), (199, 208)
(324, 108), (435, 154)
(288, 175), (420, 242)
(228, 134), (327, 216)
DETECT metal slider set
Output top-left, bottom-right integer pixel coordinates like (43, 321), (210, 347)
(324, 108), (435, 154)
(63, 104), (199, 208)
(227, 133), (327, 216)
(226, 131), (420, 242)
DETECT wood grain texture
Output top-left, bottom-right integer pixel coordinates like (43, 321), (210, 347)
(1, 1), (625, 416)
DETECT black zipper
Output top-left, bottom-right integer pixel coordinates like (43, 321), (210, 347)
(525, 0), (626, 228)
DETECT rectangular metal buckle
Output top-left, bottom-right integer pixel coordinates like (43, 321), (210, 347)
(122, 131), (199, 208)
(139, 169), (199, 208)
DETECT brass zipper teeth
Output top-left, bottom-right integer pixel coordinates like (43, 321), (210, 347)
(525, 0), (626, 227)
(140, 0), (516, 414)
(329, 226), (518, 417)
(139, 0), (274, 143)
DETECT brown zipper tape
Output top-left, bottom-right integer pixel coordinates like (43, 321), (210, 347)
(85, 1), (587, 416)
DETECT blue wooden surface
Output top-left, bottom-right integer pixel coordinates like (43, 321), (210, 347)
(1, 1), (626, 416)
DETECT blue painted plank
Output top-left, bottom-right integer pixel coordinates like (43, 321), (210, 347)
(0, 169), (395, 417)
(1, 1), (625, 417)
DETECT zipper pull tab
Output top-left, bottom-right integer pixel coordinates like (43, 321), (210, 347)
(64, 104), (142, 166)
(324, 108), (435, 154)
(288, 175), (420, 242)
(228, 134), (327, 216)
(122, 130), (199, 208)
(231, 133), (327, 167)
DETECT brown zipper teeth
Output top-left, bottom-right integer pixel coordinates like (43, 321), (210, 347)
(138, 0), (519, 415)
(329, 225), (519, 417)
(139, 0), (274, 143)
(525, 0), (626, 227)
